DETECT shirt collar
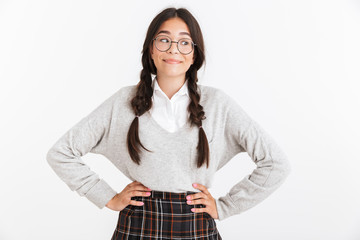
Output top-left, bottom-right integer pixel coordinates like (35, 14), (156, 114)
(152, 76), (189, 97)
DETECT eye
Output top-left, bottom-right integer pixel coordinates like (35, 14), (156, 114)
(180, 39), (191, 46)
(159, 37), (170, 43)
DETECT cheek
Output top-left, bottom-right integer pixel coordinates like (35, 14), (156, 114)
(185, 55), (194, 65)
(151, 52), (160, 63)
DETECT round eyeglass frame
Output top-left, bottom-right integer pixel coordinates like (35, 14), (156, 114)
(152, 35), (197, 55)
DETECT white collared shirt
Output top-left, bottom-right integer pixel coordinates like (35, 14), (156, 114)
(149, 77), (191, 133)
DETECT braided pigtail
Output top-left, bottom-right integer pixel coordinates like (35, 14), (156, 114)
(127, 67), (154, 164)
(187, 68), (210, 168)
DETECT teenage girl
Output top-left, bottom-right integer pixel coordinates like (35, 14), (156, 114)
(47, 7), (291, 240)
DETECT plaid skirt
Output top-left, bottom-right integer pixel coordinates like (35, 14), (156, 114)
(111, 190), (222, 240)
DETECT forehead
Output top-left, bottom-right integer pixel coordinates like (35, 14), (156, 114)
(155, 18), (191, 38)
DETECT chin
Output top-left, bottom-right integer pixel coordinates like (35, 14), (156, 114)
(159, 70), (186, 77)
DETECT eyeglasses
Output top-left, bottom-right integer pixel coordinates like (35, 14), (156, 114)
(153, 35), (196, 55)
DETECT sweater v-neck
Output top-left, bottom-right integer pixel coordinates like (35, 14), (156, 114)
(145, 110), (192, 135)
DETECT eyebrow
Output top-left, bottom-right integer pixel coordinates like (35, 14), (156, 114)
(156, 30), (191, 37)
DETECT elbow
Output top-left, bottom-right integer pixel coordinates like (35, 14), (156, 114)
(277, 156), (292, 182)
(284, 154), (292, 175)
(267, 154), (291, 186)
(46, 147), (57, 168)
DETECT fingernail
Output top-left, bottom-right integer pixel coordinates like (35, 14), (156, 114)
(147, 188), (151, 191)
(193, 183), (197, 187)
(191, 208), (195, 212)
(140, 202), (144, 205)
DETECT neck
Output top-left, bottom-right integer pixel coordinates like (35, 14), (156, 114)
(155, 75), (187, 100)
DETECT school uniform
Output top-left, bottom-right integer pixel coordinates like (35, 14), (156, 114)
(47, 77), (291, 239)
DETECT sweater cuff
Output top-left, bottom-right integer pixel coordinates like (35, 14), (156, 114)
(215, 193), (240, 221)
(84, 179), (118, 209)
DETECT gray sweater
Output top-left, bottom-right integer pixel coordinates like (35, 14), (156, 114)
(46, 84), (291, 221)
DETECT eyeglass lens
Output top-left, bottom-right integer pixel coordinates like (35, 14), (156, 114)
(155, 36), (194, 54)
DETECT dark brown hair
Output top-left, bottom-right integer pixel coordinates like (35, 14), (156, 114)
(127, 7), (209, 168)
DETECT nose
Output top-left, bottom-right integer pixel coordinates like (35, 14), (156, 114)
(167, 41), (179, 54)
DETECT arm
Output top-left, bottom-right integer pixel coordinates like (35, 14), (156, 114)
(215, 90), (292, 221)
(46, 91), (119, 209)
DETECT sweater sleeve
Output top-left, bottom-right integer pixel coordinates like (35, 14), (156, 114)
(215, 90), (292, 221)
(46, 92), (119, 209)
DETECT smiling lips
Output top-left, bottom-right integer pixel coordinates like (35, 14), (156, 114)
(163, 59), (182, 64)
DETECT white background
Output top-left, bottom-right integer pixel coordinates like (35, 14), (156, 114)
(1, 0), (359, 239)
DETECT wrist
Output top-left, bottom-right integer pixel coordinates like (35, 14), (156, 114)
(106, 193), (117, 208)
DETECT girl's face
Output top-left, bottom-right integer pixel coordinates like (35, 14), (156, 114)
(151, 17), (195, 79)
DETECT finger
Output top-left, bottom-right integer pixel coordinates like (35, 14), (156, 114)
(191, 207), (206, 213)
(133, 185), (152, 192)
(187, 198), (206, 205)
(129, 199), (145, 206)
(192, 183), (210, 195)
(130, 189), (152, 197)
(132, 181), (151, 190)
(129, 181), (139, 187)
(186, 191), (206, 201)
(132, 181), (144, 187)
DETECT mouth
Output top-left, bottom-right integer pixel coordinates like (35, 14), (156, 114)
(163, 59), (182, 64)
